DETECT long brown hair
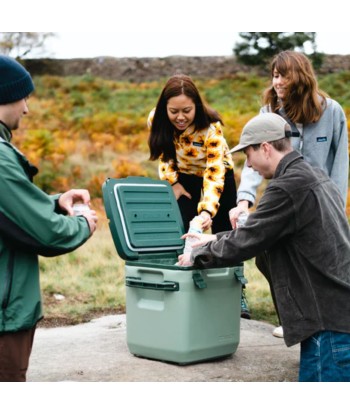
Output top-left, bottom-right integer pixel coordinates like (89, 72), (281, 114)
(148, 74), (222, 162)
(263, 51), (328, 124)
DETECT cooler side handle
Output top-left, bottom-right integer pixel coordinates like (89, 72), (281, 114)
(125, 276), (179, 292)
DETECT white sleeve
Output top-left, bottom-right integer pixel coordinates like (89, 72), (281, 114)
(237, 161), (263, 206)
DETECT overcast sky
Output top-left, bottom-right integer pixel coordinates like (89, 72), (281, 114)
(42, 32), (350, 59)
(4, 0), (349, 59)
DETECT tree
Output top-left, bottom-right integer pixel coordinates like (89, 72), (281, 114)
(233, 32), (324, 69)
(0, 32), (55, 59)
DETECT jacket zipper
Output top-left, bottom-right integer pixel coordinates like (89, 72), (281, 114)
(1, 250), (15, 309)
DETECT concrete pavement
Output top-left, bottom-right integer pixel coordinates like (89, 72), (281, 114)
(27, 315), (299, 382)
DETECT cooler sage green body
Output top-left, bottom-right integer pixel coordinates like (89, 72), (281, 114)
(102, 176), (243, 364)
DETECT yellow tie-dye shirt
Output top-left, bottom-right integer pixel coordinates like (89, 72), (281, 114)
(148, 109), (234, 218)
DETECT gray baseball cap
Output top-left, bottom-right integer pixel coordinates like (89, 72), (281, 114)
(227, 113), (291, 154)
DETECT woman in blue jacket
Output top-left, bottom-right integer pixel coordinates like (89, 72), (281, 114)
(230, 50), (349, 337)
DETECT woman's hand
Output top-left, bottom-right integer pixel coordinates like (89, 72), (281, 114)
(229, 201), (249, 229)
(172, 182), (191, 200)
(199, 211), (212, 231)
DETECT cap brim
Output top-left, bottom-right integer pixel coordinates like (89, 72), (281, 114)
(226, 143), (249, 154)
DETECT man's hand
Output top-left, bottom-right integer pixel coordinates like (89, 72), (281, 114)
(82, 210), (98, 235)
(177, 252), (193, 267)
(181, 232), (217, 248)
(58, 189), (98, 234)
(229, 200), (249, 229)
(59, 189), (91, 216)
(177, 233), (217, 266)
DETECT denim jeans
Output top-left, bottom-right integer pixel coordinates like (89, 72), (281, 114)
(299, 330), (350, 382)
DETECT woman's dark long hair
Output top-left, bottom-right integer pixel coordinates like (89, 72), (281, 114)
(149, 74), (223, 162)
(263, 50), (328, 124)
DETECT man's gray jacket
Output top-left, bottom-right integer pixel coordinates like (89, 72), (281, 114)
(191, 151), (350, 347)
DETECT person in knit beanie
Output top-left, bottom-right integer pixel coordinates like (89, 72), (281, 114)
(0, 56), (98, 381)
(0, 55), (34, 105)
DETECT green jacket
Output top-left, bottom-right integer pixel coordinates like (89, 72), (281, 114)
(0, 123), (91, 332)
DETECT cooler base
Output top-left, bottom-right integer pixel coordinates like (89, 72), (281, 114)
(130, 351), (236, 366)
(125, 264), (242, 365)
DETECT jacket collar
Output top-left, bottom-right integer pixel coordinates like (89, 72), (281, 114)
(274, 150), (304, 179)
(176, 123), (196, 139)
(0, 121), (12, 142)
(0, 121), (38, 179)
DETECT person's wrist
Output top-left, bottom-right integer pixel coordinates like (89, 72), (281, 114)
(238, 200), (249, 209)
(200, 210), (211, 218)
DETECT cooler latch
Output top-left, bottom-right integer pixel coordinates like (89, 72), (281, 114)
(234, 267), (248, 285)
(192, 272), (207, 289)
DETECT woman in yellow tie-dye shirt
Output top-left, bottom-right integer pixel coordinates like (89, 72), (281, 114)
(148, 74), (237, 234)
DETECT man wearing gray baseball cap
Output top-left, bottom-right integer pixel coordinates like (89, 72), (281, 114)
(178, 113), (350, 382)
(227, 112), (292, 154)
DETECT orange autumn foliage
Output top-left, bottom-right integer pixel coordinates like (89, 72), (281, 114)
(8, 74), (349, 220)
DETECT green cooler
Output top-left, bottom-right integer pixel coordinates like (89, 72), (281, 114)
(102, 176), (244, 364)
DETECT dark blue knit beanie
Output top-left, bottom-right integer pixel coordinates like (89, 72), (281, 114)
(0, 55), (34, 104)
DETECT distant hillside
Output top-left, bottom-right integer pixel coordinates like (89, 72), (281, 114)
(23, 54), (350, 83)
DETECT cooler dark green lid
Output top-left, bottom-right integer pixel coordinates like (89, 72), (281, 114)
(102, 177), (185, 260)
